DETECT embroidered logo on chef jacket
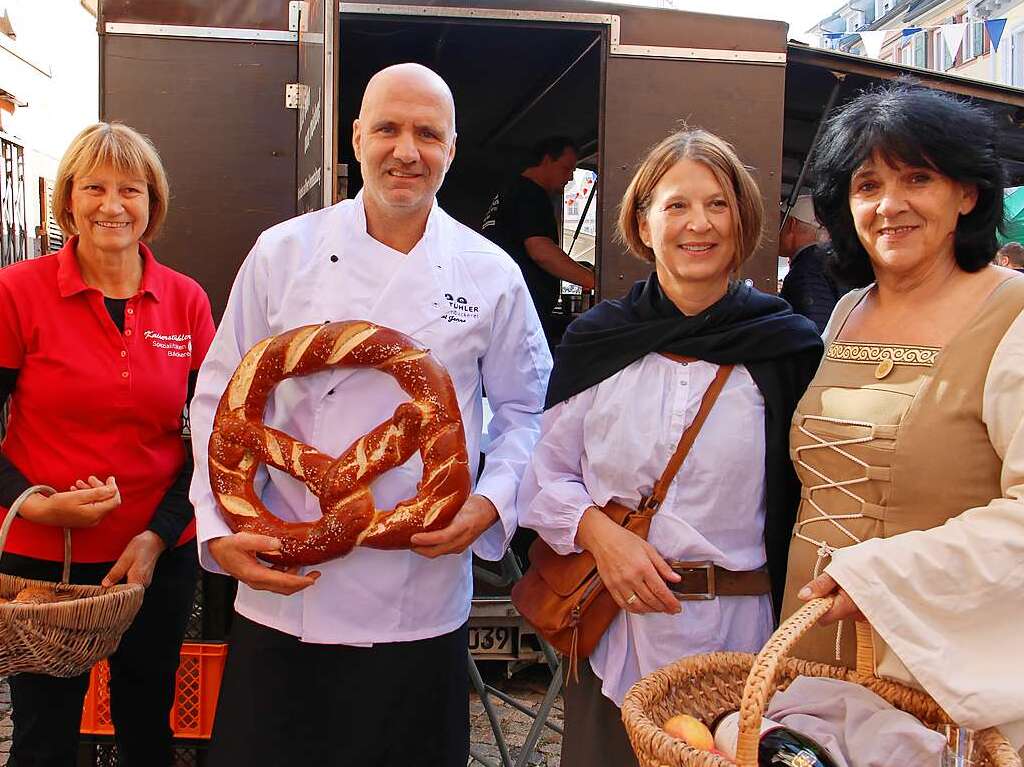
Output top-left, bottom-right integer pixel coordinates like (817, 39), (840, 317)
(442, 293), (480, 324)
(144, 330), (193, 359)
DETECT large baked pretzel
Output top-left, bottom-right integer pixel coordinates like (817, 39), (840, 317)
(208, 320), (471, 566)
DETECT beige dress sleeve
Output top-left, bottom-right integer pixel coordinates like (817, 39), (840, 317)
(825, 308), (1024, 746)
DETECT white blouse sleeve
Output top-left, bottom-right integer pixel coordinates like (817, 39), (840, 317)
(825, 309), (1024, 735)
(515, 386), (600, 556)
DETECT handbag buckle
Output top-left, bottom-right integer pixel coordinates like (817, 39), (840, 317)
(637, 495), (659, 514)
(668, 561), (716, 601)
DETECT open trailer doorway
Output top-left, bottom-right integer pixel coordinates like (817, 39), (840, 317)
(334, 8), (603, 319)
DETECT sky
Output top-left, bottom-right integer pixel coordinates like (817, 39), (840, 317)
(651, 0), (844, 43)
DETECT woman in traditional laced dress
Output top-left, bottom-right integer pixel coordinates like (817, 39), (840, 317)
(784, 83), (1024, 747)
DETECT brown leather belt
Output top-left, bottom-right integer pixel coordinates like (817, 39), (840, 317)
(666, 561), (771, 601)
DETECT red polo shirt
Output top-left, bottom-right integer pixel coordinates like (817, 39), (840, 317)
(0, 238), (215, 562)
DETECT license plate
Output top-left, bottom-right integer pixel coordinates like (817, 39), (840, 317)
(468, 625), (518, 656)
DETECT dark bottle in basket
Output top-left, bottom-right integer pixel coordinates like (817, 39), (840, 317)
(712, 711), (840, 767)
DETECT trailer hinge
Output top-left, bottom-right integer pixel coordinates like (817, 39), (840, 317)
(288, 1), (309, 32)
(285, 83), (309, 109)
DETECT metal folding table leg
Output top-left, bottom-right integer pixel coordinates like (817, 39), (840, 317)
(469, 549), (565, 766)
(513, 658), (563, 767)
(468, 649), (514, 767)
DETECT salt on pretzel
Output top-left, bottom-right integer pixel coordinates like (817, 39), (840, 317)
(208, 321), (471, 566)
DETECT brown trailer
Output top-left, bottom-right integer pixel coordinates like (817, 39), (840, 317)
(99, 0), (791, 318)
(98, 1), (1024, 321)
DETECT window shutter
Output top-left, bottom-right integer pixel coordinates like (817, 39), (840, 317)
(0, 135), (28, 267)
(37, 176), (63, 253)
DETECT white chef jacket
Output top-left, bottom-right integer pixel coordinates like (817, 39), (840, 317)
(189, 192), (551, 645)
(517, 354), (774, 705)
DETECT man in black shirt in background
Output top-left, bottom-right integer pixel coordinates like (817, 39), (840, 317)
(482, 136), (595, 350)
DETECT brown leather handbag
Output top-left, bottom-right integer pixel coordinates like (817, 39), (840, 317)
(511, 360), (734, 669)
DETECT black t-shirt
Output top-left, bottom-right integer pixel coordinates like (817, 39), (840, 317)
(481, 175), (560, 327)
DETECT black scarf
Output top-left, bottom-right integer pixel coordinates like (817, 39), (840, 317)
(546, 274), (822, 408)
(544, 274), (824, 615)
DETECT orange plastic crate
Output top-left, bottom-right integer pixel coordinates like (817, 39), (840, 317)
(80, 641), (228, 739)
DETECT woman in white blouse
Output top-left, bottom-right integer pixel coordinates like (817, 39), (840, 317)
(517, 129), (822, 766)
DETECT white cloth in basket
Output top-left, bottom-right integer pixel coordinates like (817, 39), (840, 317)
(765, 676), (946, 767)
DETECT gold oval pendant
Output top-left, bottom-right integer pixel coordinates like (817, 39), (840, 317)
(875, 358), (894, 379)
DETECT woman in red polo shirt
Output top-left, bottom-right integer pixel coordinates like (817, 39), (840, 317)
(0, 123), (215, 767)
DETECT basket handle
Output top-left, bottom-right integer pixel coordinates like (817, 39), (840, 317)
(733, 598), (874, 766)
(0, 485), (70, 583)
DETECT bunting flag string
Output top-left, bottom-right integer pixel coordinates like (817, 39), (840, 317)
(987, 18), (1007, 52)
(824, 16), (1012, 57)
(859, 30), (889, 59)
(940, 22), (967, 61)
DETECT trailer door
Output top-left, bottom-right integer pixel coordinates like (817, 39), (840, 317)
(296, 0), (337, 213)
(601, 10), (788, 296)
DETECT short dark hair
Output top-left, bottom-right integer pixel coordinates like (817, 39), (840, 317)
(998, 241), (1024, 267)
(811, 81), (1005, 287)
(530, 136), (578, 165)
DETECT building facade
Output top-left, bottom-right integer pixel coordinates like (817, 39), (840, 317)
(810, 0), (1024, 87)
(0, 0), (98, 265)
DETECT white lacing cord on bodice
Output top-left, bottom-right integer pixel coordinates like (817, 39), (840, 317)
(793, 414), (879, 660)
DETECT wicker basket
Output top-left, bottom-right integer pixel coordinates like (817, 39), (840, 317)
(622, 597), (1021, 767)
(0, 486), (145, 678)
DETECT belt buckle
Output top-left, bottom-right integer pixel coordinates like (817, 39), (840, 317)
(672, 561), (716, 601)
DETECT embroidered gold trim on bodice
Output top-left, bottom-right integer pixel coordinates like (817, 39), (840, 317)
(826, 342), (939, 366)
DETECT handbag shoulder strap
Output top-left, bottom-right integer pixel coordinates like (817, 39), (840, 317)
(643, 358), (734, 512)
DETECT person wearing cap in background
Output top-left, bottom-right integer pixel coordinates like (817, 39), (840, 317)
(779, 195), (843, 333)
(996, 241), (1024, 273)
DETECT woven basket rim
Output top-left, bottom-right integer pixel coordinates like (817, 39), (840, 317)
(1, 572), (143, 601)
(622, 649), (1019, 766)
(0, 573), (144, 633)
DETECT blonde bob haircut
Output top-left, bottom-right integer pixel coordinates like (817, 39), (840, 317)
(53, 122), (170, 241)
(617, 128), (764, 271)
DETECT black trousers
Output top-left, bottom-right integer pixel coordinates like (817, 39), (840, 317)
(0, 542), (198, 767)
(208, 614), (470, 767)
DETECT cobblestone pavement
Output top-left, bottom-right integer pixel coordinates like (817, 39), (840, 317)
(0, 677), (10, 764)
(0, 670), (563, 767)
(469, 665), (563, 767)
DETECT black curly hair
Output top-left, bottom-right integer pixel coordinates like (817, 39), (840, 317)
(811, 81), (1005, 287)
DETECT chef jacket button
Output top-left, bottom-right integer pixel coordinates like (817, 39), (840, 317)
(124, 329), (132, 336)
(327, 389), (335, 396)
(330, 255), (339, 263)
(121, 371), (129, 379)
(126, 307), (134, 315)
(120, 350), (127, 358)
